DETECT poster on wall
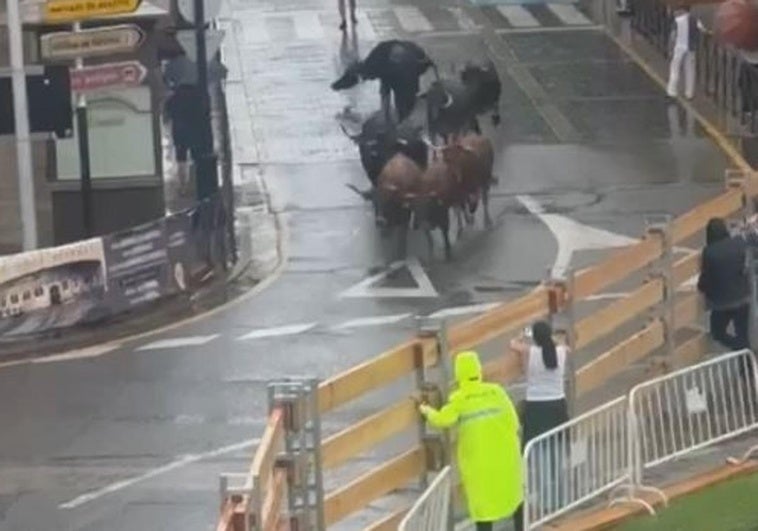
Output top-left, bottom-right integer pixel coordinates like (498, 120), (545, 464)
(102, 219), (172, 310)
(0, 238), (107, 337)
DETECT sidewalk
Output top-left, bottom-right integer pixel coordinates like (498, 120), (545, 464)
(586, 0), (752, 172)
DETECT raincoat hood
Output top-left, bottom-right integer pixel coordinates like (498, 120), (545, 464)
(455, 351), (482, 385)
(706, 218), (729, 245)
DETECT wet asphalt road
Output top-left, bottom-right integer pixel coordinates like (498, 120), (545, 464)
(0, 0), (736, 529)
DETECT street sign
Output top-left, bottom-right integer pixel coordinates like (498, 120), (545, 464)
(177, 0), (222, 23)
(176, 29), (225, 62)
(70, 61), (147, 92)
(40, 25), (144, 61)
(44, 0), (141, 23)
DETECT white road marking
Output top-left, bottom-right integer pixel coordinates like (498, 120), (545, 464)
(447, 6), (479, 31)
(339, 258), (438, 299)
(32, 344), (121, 364)
(495, 25), (602, 35)
(497, 6), (540, 28)
(136, 335), (220, 351)
(59, 438), (260, 509)
(355, 10), (377, 41)
(393, 6), (433, 33)
(517, 195), (638, 279)
(547, 3), (592, 26)
(292, 11), (325, 40)
(428, 303), (501, 319)
(237, 323), (316, 341)
(332, 313), (412, 330)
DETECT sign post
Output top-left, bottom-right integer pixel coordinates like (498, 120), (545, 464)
(193, 0), (218, 201)
(39, 0), (143, 239)
(7, 0), (38, 250)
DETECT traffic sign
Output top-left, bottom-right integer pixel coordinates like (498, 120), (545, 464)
(40, 25), (144, 61)
(176, 29), (225, 62)
(70, 61), (147, 92)
(44, 0), (141, 23)
(177, 0), (222, 23)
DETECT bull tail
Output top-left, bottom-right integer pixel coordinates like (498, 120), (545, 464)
(346, 183), (373, 201)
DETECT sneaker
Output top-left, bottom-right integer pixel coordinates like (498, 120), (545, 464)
(339, 20), (347, 31)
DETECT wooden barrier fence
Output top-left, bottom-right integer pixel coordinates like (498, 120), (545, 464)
(217, 171), (756, 530)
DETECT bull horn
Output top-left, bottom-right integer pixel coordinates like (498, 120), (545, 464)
(442, 91), (453, 109)
(340, 124), (360, 142)
(396, 138), (409, 146)
(346, 183), (372, 200)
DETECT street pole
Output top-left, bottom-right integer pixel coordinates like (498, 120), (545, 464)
(193, 0), (218, 201)
(7, 0), (38, 250)
(74, 22), (94, 238)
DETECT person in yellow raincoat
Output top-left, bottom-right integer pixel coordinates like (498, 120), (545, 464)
(419, 350), (523, 531)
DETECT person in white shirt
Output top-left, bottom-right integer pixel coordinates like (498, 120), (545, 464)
(509, 320), (569, 521)
(667, 7), (699, 99)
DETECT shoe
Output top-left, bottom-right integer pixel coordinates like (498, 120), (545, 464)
(339, 20), (347, 30)
(351, 14), (358, 24)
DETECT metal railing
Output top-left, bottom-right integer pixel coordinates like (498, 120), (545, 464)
(398, 466), (454, 531)
(518, 350), (758, 530)
(522, 397), (630, 530)
(627, 348), (758, 484)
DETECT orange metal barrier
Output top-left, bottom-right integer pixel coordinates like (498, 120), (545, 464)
(218, 172), (756, 530)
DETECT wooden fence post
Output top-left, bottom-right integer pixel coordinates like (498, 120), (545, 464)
(645, 215), (675, 359)
(545, 271), (576, 416)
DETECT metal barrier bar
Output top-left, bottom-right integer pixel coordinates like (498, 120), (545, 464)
(398, 466), (453, 531)
(522, 397), (629, 530)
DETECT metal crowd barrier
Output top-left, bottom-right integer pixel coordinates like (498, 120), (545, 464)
(522, 397), (630, 530)
(398, 466), (454, 531)
(627, 348), (758, 491)
(517, 350), (758, 530)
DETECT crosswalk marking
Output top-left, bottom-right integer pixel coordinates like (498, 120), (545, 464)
(237, 323), (317, 340)
(293, 11), (325, 40)
(546, 3), (592, 25)
(393, 6), (434, 33)
(355, 10), (378, 41)
(497, 6), (540, 28)
(137, 335), (219, 351)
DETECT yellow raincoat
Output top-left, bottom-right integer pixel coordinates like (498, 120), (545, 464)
(421, 351), (522, 522)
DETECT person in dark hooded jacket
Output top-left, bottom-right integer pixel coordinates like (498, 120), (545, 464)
(698, 217), (750, 351)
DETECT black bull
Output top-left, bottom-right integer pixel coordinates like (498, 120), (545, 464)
(331, 40), (439, 123)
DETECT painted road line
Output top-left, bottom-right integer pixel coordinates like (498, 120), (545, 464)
(332, 313), (412, 330)
(393, 6), (433, 33)
(292, 11), (325, 40)
(546, 3), (592, 26)
(32, 344), (121, 364)
(339, 258), (438, 299)
(355, 10), (377, 41)
(428, 303), (501, 319)
(59, 438), (260, 509)
(497, 6), (540, 28)
(237, 323), (316, 341)
(137, 335), (220, 351)
(495, 24), (602, 35)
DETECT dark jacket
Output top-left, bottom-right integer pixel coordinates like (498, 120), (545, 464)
(698, 219), (749, 310)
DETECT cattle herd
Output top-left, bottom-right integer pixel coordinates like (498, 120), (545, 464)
(331, 39), (502, 261)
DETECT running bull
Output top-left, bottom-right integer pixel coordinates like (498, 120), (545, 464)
(331, 40), (440, 123)
(422, 61), (502, 144)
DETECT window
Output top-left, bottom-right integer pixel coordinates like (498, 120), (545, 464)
(62, 281), (69, 291)
(23, 291), (31, 301)
(34, 287), (44, 298)
(56, 87), (156, 179)
(10, 295), (19, 304)
(0, 298), (5, 308)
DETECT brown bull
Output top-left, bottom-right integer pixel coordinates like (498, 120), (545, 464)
(430, 133), (496, 234)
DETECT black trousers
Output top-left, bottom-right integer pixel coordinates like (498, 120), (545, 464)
(710, 304), (750, 352)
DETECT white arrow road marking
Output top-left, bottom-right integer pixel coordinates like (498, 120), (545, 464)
(136, 335), (220, 351)
(59, 438), (260, 509)
(339, 258), (438, 299)
(517, 195), (639, 279)
(237, 323), (317, 341)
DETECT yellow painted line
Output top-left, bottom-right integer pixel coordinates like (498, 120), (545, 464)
(606, 30), (752, 173)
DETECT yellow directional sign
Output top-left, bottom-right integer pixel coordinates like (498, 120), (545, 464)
(44, 0), (141, 22)
(40, 25), (144, 60)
